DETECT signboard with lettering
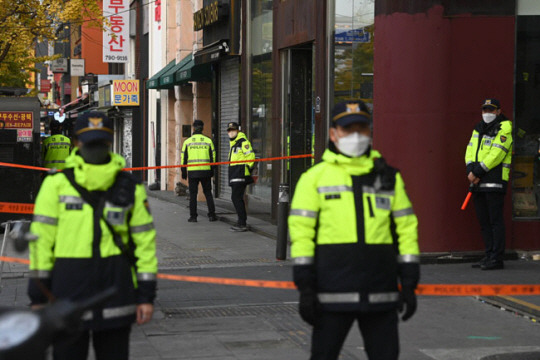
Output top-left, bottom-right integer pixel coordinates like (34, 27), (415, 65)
(50, 58), (68, 73)
(0, 111), (33, 129)
(103, 0), (130, 63)
(194, 1), (227, 31)
(111, 80), (139, 106)
(70, 59), (85, 76)
(335, 28), (371, 43)
(17, 129), (32, 142)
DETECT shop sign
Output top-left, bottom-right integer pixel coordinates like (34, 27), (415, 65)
(193, 1), (227, 31)
(111, 80), (139, 106)
(335, 28), (370, 43)
(103, 0), (130, 63)
(50, 58), (68, 73)
(0, 111), (33, 129)
(99, 85), (112, 107)
(17, 129), (32, 142)
(70, 59), (85, 76)
(40, 79), (51, 93)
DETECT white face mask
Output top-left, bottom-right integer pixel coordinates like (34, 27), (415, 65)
(482, 113), (497, 123)
(335, 132), (371, 157)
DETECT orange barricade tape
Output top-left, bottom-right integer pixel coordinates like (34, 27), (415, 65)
(0, 154), (314, 173)
(0, 202), (34, 214)
(157, 273), (296, 289)
(0, 255), (539, 296)
(0, 162), (49, 172)
(415, 284), (540, 296)
(123, 154), (314, 172)
(0, 256), (30, 265)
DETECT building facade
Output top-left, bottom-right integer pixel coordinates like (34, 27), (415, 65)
(146, 0), (540, 254)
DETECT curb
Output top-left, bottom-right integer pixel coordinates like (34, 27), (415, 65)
(480, 295), (540, 321)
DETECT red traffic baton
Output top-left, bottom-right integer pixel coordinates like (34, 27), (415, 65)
(461, 192), (472, 210)
(461, 185), (474, 210)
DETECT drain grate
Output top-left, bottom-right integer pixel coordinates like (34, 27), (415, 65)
(163, 303), (298, 318)
(158, 257), (276, 267)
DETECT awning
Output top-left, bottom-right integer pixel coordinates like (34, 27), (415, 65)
(175, 54), (212, 85)
(147, 60), (176, 89)
(158, 55), (193, 89)
(193, 40), (230, 65)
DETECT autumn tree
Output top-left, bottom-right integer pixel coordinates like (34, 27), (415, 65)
(0, 0), (104, 88)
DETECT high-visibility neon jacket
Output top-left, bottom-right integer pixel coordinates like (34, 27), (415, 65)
(465, 115), (513, 192)
(181, 131), (216, 179)
(42, 134), (71, 170)
(28, 151), (157, 330)
(289, 149), (420, 312)
(228, 132), (255, 185)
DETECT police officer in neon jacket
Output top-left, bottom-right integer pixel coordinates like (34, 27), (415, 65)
(289, 100), (420, 360)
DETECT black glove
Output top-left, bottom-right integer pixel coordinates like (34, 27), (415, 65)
(399, 286), (417, 321)
(181, 168), (187, 180)
(298, 289), (318, 326)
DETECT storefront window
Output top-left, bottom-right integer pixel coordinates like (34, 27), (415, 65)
(514, 4), (540, 219)
(248, 0), (272, 201)
(330, 0), (374, 111)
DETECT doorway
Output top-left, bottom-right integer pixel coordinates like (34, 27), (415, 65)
(282, 44), (314, 194)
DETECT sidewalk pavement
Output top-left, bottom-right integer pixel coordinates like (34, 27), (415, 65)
(0, 189), (539, 359)
(147, 188), (540, 320)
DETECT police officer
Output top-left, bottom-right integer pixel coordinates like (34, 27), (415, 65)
(181, 119), (217, 222)
(42, 119), (71, 170)
(289, 100), (420, 360)
(28, 111), (157, 360)
(465, 98), (512, 270)
(227, 122), (255, 232)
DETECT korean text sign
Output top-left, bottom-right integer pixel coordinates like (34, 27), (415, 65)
(0, 112), (33, 129)
(112, 80), (139, 106)
(103, 0), (130, 63)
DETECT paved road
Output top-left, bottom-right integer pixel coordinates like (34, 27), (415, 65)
(0, 193), (539, 359)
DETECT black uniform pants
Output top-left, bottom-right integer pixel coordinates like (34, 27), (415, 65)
(188, 177), (216, 218)
(53, 326), (131, 360)
(473, 191), (506, 262)
(311, 310), (399, 360)
(231, 182), (247, 226)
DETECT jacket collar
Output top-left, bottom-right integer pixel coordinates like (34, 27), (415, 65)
(321, 148), (381, 175)
(65, 150), (126, 191)
(230, 132), (247, 144)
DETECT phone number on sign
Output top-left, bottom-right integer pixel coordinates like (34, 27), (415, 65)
(105, 55), (128, 62)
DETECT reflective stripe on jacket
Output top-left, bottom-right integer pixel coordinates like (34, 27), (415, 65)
(181, 133), (215, 178)
(42, 134), (71, 170)
(289, 149), (419, 312)
(29, 151), (157, 330)
(465, 118), (512, 192)
(228, 132), (255, 184)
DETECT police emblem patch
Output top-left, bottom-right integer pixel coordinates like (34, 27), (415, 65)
(244, 144), (249, 150)
(89, 117), (104, 128)
(500, 135), (507, 143)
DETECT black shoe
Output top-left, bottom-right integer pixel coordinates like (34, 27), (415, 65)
(188, 217), (197, 223)
(481, 260), (504, 270)
(230, 224), (248, 232)
(208, 215), (218, 222)
(471, 257), (487, 268)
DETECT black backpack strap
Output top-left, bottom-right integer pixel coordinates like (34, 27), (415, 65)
(63, 168), (137, 266)
(373, 157), (397, 191)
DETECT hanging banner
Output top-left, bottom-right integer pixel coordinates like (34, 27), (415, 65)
(103, 0), (130, 63)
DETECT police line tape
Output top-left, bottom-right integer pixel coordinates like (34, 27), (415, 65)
(0, 202), (34, 214)
(0, 154), (314, 173)
(1, 255), (539, 296)
(0, 154), (314, 214)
